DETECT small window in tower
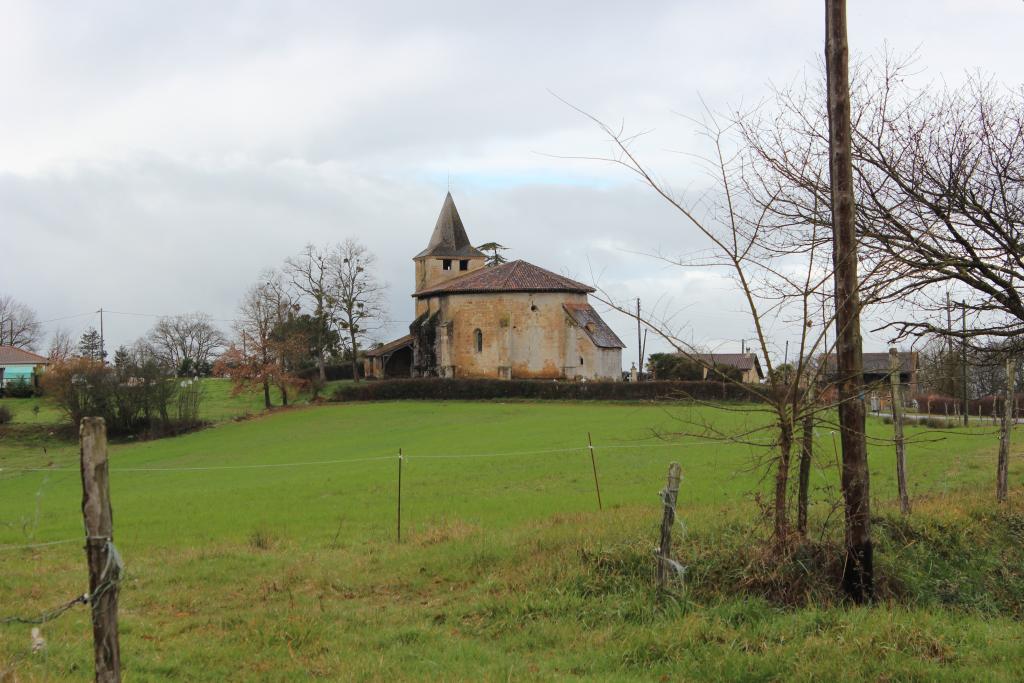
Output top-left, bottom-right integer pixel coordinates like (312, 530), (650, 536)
(579, 356), (584, 366)
(459, 259), (469, 271)
(474, 329), (483, 353)
(442, 259), (452, 271)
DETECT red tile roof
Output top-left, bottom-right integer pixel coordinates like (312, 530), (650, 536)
(563, 304), (625, 349)
(0, 346), (48, 365)
(415, 260), (594, 297)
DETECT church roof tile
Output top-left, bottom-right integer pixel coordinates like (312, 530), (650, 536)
(563, 303), (625, 349)
(414, 260), (595, 297)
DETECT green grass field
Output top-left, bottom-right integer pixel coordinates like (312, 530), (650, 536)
(2, 392), (1023, 680)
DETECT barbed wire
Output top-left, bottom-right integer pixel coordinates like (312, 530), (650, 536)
(0, 439), (724, 476)
(0, 538), (80, 554)
(1, 540), (122, 628)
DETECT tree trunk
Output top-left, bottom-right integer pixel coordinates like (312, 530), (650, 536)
(262, 379), (271, 409)
(350, 330), (360, 384)
(773, 416), (793, 545)
(998, 357), (1015, 502)
(825, 0), (873, 602)
(797, 410), (813, 536)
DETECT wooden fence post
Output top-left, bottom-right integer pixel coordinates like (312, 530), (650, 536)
(657, 462), (682, 590)
(889, 348), (910, 514)
(586, 433), (603, 511)
(80, 417), (121, 683)
(396, 448), (403, 543)
(997, 358), (1015, 502)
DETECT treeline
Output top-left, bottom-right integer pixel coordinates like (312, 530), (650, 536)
(215, 238), (386, 408)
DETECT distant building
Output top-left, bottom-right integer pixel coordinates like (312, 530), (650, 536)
(821, 351), (919, 408)
(0, 346), (49, 390)
(365, 193), (624, 380)
(692, 353), (765, 384)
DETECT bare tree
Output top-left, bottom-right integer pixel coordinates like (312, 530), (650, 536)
(854, 75), (1024, 349)
(0, 295), (42, 350)
(333, 239), (386, 383)
(737, 54), (1024, 354)
(284, 244), (340, 383)
(147, 313), (227, 376)
(563, 95), (844, 550)
(227, 271), (295, 408)
(47, 327), (76, 362)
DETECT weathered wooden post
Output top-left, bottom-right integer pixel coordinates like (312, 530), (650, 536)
(997, 357), (1015, 502)
(396, 448), (403, 543)
(80, 417), (121, 683)
(889, 349), (910, 514)
(586, 432), (603, 511)
(797, 410), (814, 536)
(657, 462), (682, 590)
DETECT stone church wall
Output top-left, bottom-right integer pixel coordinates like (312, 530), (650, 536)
(420, 291), (620, 380)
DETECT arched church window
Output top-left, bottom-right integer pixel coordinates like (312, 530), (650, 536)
(474, 329), (483, 353)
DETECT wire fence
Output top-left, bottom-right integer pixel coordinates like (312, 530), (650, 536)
(0, 420), (1019, 653)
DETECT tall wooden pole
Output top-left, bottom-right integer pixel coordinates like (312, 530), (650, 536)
(961, 301), (969, 426)
(636, 298), (642, 379)
(80, 417), (121, 683)
(889, 348), (910, 514)
(825, 0), (872, 602)
(946, 293), (953, 355)
(997, 357), (1015, 502)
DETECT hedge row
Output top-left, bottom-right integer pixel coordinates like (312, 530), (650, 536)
(330, 378), (765, 403)
(297, 363), (365, 382)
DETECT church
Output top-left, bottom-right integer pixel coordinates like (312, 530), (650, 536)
(365, 193), (624, 381)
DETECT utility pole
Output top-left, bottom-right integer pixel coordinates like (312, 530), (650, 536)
(961, 301), (969, 426)
(636, 298), (642, 380)
(98, 307), (105, 363)
(826, 0), (872, 602)
(946, 292), (953, 355)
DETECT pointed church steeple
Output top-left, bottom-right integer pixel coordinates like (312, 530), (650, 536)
(413, 193), (488, 299)
(415, 193), (485, 258)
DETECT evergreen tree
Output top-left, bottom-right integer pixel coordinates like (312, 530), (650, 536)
(78, 327), (106, 361)
(476, 242), (508, 267)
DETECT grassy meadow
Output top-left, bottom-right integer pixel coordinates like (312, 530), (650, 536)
(2, 385), (1023, 680)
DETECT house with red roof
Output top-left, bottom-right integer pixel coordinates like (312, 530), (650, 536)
(366, 194), (624, 380)
(0, 346), (49, 391)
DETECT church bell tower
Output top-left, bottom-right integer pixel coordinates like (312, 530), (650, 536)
(413, 193), (487, 294)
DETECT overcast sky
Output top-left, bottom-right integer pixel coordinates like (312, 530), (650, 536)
(2, 0), (1021, 366)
